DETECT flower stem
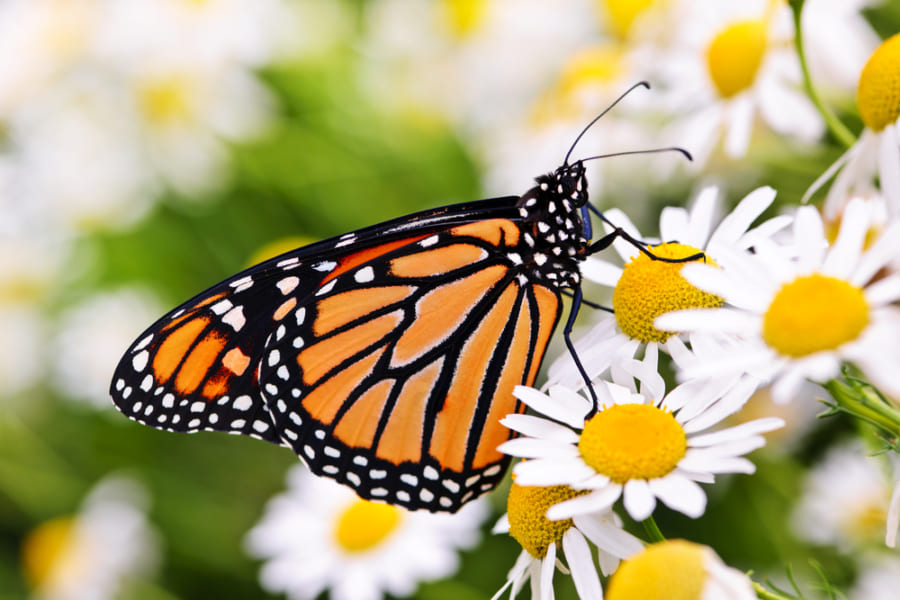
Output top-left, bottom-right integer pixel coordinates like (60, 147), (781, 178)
(641, 516), (666, 543)
(823, 378), (900, 437)
(788, 0), (857, 149)
(752, 581), (798, 600)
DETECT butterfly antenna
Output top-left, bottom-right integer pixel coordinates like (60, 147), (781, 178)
(562, 81), (651, 166)
(577, 146), (693, 164)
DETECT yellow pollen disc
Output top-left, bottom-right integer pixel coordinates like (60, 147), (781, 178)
(439, 0), (488, 38)
(599, 0), (658, 40)
(762, 274), (869, 357)
(579, 404), (686, 483)
(606, 539), (707, 600)
(334, 499), (403, 553)
(140, 77), (193, 125)
(507, 483), (588, 559)
(847, 501), (887, 544)
(706, 20), (768, 98)
(22, 517), (76, 588)
(857, 32), (900, 131)
(612, 243), (722, 343)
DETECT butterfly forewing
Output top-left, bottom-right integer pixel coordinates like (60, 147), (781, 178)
(258, 219), (561, 511)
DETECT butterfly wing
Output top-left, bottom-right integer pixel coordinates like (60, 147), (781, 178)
(259, 217), (561, 511)
(110, 197), (560, 510)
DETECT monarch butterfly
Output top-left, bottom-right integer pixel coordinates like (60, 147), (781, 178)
(110, 83), (690, 512)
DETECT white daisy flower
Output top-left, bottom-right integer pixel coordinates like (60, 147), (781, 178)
(659, 0), (823, 168)
(546, 185), (790, 391)
(807, 32), (900, 218)
(604, 539), (756, 600)
(245, 465), (488, 600)
(852, 556), (900, 600)
(657, 197), (900, 403)
(21, 476), (160, 600)
(491, 482), (643, 600)
(500, 370), (783, 522)
(53, 289), (162, 407)
(793, 440), (894, 552)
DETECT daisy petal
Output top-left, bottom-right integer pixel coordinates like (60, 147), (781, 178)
(513, 459), (596, 487)
(580, 257), (623, 287)
(878, 122), (900, 206)
(540, 542), (556, 600)
(623, 479), (656, 521)
(492, 513), (510, 534)
(688, 417), (785, 447)
(573, 514), (644, 561)
(853, 222), (900, 288)
(649, 474), (707, 518)
(660, 205), (690, 245)
(562, 529), (602, 600)
(500, 414), (581, 444)
(514, 385), (588, 428)
(822, 197), (867, 279)
(794, 206), (828, 271)
(680, 454), (757, 474)
(497, 438), (580, 459)
(708, 186), (775, 250)
(655, 307), (760, 336)
(546, 486), (622, 520)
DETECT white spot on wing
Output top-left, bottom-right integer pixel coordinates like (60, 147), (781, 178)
(316, 279), (337, 296)
(133, 334), (153, 351)
(420, 235), (439, 247)
(233, 395), (253, 411)
(277, 276), (300, 295)
(354, 266), (374, 283)
(211, 299), (233, 315)
(222, 306), (246, 331)
(132, 350), (149, 372)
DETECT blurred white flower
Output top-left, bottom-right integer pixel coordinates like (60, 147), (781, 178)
(53, 289), (162, 407)
(793, 440), (894, 552)
(0, 304), (46, 400)
(21, 476), (160, 600)
(807, 33), (900, 218)
(660, 0), (823, 167)
(246, 465), (488, 600)
(852, 557), (900, 600)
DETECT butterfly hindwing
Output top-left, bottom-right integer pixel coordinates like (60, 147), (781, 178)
(258, 218), (561, 511)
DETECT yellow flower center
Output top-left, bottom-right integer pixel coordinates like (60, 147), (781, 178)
(333, 499), (403, 553)
(857, 32), (900, 131)
(599, 0), (659, 40)
(139, 76), (193, 126)
(531, 44), (625, 125)
(578, 404), (686, 483)
(612, 243), (722, 343)
(606, 540), (708, 600)
(22, 517), (76, 588)
(706, 20), (768, 98)
(507, 483), (588, 559)
(439, 0), (488, 38)
(762, 274), (869, 357)
(846, 501), (887, 544)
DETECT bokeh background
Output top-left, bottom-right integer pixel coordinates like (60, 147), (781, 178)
(3, 1), (900, 598)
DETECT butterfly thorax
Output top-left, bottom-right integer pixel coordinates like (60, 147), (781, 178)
(514, 162), (590, 290)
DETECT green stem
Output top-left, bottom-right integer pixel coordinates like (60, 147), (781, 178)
(753, 581), (797, 600)
(824, 379), (900, 437)
(788, 0), (857, 149)
(641, 516), (666, 543)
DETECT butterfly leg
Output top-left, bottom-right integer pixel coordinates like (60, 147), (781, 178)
(560, 290), (612, 313)
(562, 285), (601, 415)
